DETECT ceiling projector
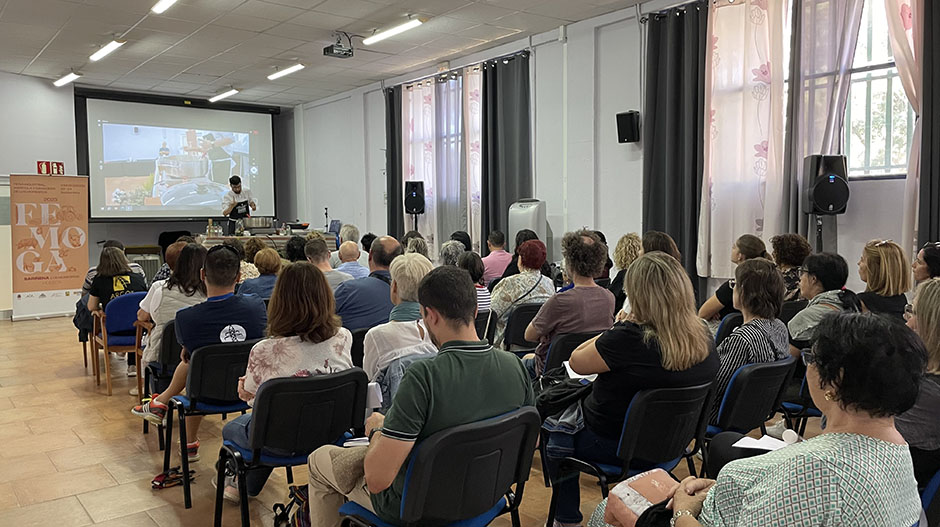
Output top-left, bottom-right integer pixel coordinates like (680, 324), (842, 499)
(323, 42), (353, 58)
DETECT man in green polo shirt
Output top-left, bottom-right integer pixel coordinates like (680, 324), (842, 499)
(307, 266), (535, 527)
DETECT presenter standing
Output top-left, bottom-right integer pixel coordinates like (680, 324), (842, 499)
(222, 176), (256, 234)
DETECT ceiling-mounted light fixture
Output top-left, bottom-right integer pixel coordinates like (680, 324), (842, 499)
(53, 71), (82, 87)
(267, 63), (305, 80)
(363, 17), (424, 45)
(209, 88), (239, 102)
(89, 40), (125, 61)
(151, 0), (178, 14)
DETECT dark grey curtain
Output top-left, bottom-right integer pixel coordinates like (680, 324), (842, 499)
(919, 0), (940, 244)
(642, 2), (708, 299)
(481, 52), (532, 256)
(384, 86), (404, 239)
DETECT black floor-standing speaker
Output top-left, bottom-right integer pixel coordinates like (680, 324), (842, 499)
(802, 155), (850, 253)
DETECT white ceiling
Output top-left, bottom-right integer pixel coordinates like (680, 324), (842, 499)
(0, 0), (642, 107)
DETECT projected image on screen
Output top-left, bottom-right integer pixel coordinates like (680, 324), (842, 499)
(86, 99), (274, 219)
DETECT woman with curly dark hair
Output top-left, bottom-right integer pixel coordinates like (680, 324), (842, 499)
(284, 235), (307, 262)
(770, 233), (813, 301)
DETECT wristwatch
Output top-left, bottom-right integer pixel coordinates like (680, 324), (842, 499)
(670, 510), (695, 527)
(368, 427), (382, 441)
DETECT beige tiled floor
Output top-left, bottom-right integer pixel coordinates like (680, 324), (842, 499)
(0, 317), (708, 526)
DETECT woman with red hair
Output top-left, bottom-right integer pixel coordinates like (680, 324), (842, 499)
(490, 240), (555, 348)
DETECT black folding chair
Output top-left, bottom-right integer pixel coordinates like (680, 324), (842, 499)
(779, 300), (808, 324)
(340, 407), (541, 527)
(142, 320), (184, 450)
(502, 303), (543, 353)
(163, 339), (259, 508)
(714, 313), (744, 346)
(703, 356), (797, 476)
(543, 332), (603, 373)
(350, 328), (369, 368)
(545, 382), (714, 526)
(214, 369), (368, 527)
(475, 311), (491, 341)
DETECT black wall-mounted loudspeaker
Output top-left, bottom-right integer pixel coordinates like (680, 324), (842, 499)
(802, 155), (850, 215)
(404, 181), (425, 214)
(616, 111), (640, 143)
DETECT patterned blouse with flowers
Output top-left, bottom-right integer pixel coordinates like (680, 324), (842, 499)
(490, 270), (555, 347)
(242, 328), (353, 406)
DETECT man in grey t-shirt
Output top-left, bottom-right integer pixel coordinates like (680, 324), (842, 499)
(305, 238), (352, 290)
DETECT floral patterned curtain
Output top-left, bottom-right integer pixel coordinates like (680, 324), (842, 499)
(401, 80), (439, 255)
(463, 66), (483, 254)
(697, 0), (787, 279)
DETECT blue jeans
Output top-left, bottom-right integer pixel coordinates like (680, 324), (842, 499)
(546, 426), (622, 524)
(221, 414), (276, 496)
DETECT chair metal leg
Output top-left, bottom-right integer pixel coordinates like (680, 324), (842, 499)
(699, 445), (711, 478)
(545, 485), (559, 527)
(179, 408), (192, 509)
(236, 456), (250, 527)
(511, 509), (521, 527)
(92, 339), (100, 386)
(538, 432), (551, 487)
(158, 424), (165, 451)
(214, 449), (228, 527)
(82, 341), (88, 369)
(102, 348), (113, 396)
(285, 465), (293, 484)
(163, 403), (175, 472)
(135, 353), (143, 403)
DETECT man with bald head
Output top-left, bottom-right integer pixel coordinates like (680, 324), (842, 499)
(336, 241), (369, 279)
(333, 236), (404, 330)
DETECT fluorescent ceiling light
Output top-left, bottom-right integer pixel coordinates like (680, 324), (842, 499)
(267, 63), (304, 80)
(363, 18), (423, 45)
(151, 0), (178, 14)
(53, 72), (82, 87)
(89, 40), (125, 62)
(209, 89), (239, 102)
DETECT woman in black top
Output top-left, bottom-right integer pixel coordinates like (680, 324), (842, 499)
(544, 252), (718, 526)
(699, 234), (769, 321)
(857, 239), (910, 320)
(87, 247), (148, 375)
(913, 242), (940, 283)
(770, 233), (813, 302)
(498, 228), (553, 280)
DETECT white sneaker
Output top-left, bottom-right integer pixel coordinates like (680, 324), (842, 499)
(129, 386), (139, 396)
(211, 471), (240, 503)
(127, 364), (137, 377)
(766, 418), (788, 440)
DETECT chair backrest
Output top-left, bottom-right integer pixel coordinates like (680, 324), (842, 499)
(544, 332), (603, 372)
(103, 292), (148, 335)
(474, 311), (490, 341)
(186, 339), (260, 404)
(399, 407), (541, 524)
(350, 328), (369, 368)
(779, 300), (808, 324)
(503, 303), (543, 349)
(714, 313), (744, 346)
(594, 277), (611, 288)
(617, 382), (714, 469)
(249, 369), (368, 456)
(487, 277), (502, 293)
(715, 356), (797, 433)
(922, 469), (940, 526)
(158, 320), (183, 368)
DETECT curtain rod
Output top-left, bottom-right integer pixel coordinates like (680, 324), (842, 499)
(389, 48), (531, 92)
(640, 0), (707, 23)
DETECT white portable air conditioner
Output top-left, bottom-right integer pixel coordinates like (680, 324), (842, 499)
(507, 199), (552, 260)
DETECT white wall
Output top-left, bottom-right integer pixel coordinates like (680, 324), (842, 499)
(838, 178), (907, 293)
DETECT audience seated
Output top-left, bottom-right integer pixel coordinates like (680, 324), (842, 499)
(404, 236), (430, 260)
(898, 278), (940, 488)
(131, 244), (267, 461)
(592, 230), (614, 280)
(329, 224), (362, 268)
(153, 235), (196, 282)
(242, 237), (267, 272)
(546, 251), (718, 527)
(699, 234), (769, 322)
(222, 238), (258, 284)
(285, 235), (307, 263)
(334, 236), (403, 330)
(306, 266), (534, 527)
(361, 232), (377, 255)
(336, 241), (369, 279)
(788, 252), (861, 351)
(524, 230), (614, 377)
(450, 230), (472, 252)
(237, 247), (281, 299)
(913, 242), (940, 282)
(458, 251), (491, 313)
(857, 239), (910, 320)
(438, 240), (464, 267)
(708, 258), (789, 423)
(306, 239), (353, 290)
(609, 232), (642, 314)
(769, 233), (813, 301)
(216, 262), (353, 503)
(399, 230), (423, 247)
(491, 240), (555, 347)
(481, 230), (512, 285)
(622, 313), (924, 527)
(362, 253), (436, 381)
(138, 243), (207, 378)
(87, 246), (150, 376)
(642, 230), (682, 261)
(82, 239), (147, 295)
(500, 229), (554, 280)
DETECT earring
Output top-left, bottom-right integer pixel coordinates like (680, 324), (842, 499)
(824, 391), (833, 401)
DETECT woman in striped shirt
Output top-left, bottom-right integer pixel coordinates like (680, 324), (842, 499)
(458, 251), (491, 313)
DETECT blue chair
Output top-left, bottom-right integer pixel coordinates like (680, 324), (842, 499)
(91, 291), (147, 396)
(545, 382), (714, 526)
(163, 339), (260, 508)
(779, 375), (822, 436)
(214, 369), (368, 527)
(921, 468), (940, 526)
(340, 407), (541, 527)
(714, 312), (744, 346)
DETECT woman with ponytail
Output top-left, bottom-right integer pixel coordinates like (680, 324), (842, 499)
(699, 234), (770, 321)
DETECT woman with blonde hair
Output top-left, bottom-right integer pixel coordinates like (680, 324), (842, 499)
(609, 233), (643, 313)
(237, 247), (281, 299)
(899, 277), (940, 487)
(858, 239), (911, 320)
(545, 251), (718, 527)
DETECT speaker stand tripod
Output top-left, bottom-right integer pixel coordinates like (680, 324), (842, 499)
(410, 213), (421, 232)
(815, 215), (824, 254)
